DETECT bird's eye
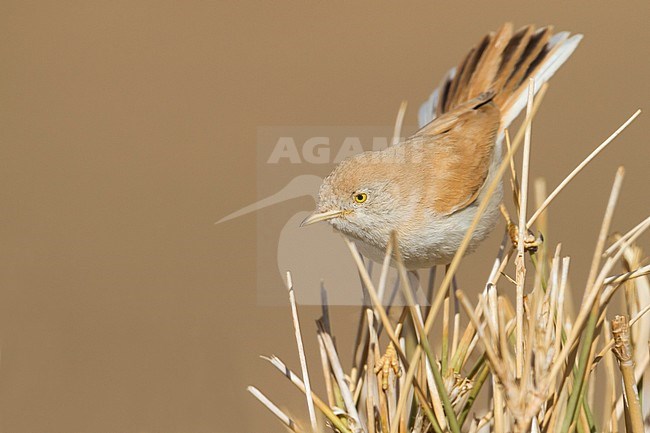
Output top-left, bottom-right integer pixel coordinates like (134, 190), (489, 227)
(353, 192), (368, 203)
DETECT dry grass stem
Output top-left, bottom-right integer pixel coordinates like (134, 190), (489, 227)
(249, 94), (647, 433)
(526, 109), (641, 228)
(248, 386), (300, 432)
(610, 316), (645, 433)
(514, 79), (536, 379)
(286, 271), (319, 431)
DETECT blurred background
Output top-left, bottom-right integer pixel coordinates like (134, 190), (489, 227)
(1, 2), (648, 432)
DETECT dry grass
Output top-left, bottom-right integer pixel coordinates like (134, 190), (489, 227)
(249, 91), (648, 432)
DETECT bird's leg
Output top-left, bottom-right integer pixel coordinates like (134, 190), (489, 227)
(444, 264), (461, 318)
(357, 255), (372, 307)
(426, 266), (436, 304)
(380, 279), (401, 336)
(405, 269), (419, 290)
(423, 266), (437, 317)
(500, 203), (543, 253)
(407, 269), (432, 307)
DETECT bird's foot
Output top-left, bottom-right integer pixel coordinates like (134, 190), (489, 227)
(374, 341), (402, 390)
(507, 222), (543, 253)
(500, 204), (543, 253)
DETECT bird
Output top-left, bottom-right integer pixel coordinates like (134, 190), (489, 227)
(301, 23), (582, 270)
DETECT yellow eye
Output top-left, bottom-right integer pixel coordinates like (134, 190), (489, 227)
(353, 192), (368, 203)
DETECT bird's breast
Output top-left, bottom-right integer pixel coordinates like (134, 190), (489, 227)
(348, 188), (502, 269)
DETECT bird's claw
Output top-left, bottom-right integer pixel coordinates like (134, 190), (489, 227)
(374, 342), (402, 390)
(500, 204), (543, 253)
(507, 222), (543, 253)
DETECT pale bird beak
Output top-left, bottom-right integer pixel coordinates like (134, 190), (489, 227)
(300, 209), (344, 227)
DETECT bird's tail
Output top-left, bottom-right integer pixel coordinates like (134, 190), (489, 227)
(418, 23), (582, 131)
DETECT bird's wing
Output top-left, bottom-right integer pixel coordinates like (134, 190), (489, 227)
(408, 98), (500, 216)
(417, 66), (455, 128)
(413, 23), (582, 215)
(417, 23), (514, 129)
(418, 23), (582, 131)
(413, 91), (494, 137)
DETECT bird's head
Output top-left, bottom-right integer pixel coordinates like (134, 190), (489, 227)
(301, 151), (413, 244)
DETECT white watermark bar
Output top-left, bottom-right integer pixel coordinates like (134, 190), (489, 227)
(247, 125), (425, 305)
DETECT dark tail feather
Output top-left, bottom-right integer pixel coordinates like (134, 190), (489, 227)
(425, 23), (582, 131)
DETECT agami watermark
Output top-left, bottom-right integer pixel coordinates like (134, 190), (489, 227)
(218, 125), (430, 305)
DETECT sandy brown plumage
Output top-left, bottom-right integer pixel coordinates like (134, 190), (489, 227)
(410, 23), (578, 215)
(304, 23), (582, 269)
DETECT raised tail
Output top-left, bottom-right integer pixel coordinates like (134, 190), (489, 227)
(418, 23), (582, 130)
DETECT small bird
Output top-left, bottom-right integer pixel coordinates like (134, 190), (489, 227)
(301, 23), (582, 269)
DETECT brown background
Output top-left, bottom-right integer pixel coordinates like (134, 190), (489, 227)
(1, 2), (649, 432)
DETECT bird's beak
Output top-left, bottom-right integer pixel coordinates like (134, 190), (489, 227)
(300, 209), (344, 227)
